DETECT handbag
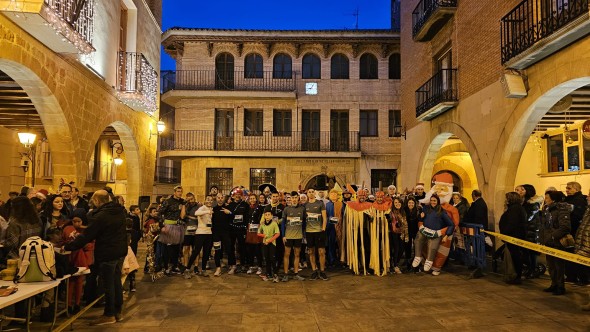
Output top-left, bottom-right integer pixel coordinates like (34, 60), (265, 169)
(245, 224), (263, 244)
(559, 234), (575, 249)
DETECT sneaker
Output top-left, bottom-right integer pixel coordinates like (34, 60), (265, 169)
(171, 267), (182, 275)
(411, 257), (422, 268)
(90, 315), (116, 326)
(319, 271), (329, 281)
(256, 267), (263, 275)
(115, 314), (123, 322)
(294, 274), (306, 281)
(130, 286), (136, 292)
(183, 270), (192, 279)
(394, 266), (402, 274)
(228, 266), (236, 275)
(214, 268), (222, 277)
(310, 270), (319, 280)
(164, 268), (172, 276)
(423, 260), (433, 272)
(273, 274), (280, 283)
(199, 270), (209, 277)
(281, 275), (289, 282)
(247, 267), (255, 274)
(261, 275), (269, 281)
(431, 270), (440, 276)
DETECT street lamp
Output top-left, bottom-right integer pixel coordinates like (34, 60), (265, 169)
(18, 132), (37, 148)
(149, 120), (165, 143)
(18, 130), (37, 186)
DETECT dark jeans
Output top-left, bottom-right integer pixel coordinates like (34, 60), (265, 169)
(275, 234), (284, 269)
(97, 258), (124, 317)
(246, 243), (262, 266)
(547, 255), (565, 288)
(230, 228), (246, 265)
(162, 244), (180, 270)
(187, 234), (212, 270)
(262, 244), (276, 277)
(214, 232), (236, 267)
(390, 233), (404, 267)
(506, 244), (523, 279)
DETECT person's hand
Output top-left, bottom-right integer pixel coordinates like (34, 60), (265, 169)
(223, 208), (230, 214)
(420, 212), (425, 218)
(419, 225), (425, 231)
(283, 237), (287, 244)
(263, 240), (269, 245)
(442, 235), (451, 243)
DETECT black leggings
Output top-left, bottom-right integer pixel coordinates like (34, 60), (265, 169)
(246, 243), (263, 266)
(214, 233), (236, 267)
(390, 233), (404, 267)
(187, 234), (213, 270)
(162, 244), (180, 269)
(230, 228), (247, 265)
(262, 244), (277, 277)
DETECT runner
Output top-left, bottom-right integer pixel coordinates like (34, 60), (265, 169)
(304, 188), (329, 281)
(227, 189), (250, 274)
(258, 209), (281, 282)
(281, 191), (306, 281)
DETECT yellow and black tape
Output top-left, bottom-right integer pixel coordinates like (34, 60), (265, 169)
(484, 230), (590, 267)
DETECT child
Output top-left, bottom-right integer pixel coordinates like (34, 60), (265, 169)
(122, 234), (140, 292)
(62, 217), (92, 314)
(143, 207), (163, 281)
(258, 209), (280, 282)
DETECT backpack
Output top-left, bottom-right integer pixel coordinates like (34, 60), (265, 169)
(14, 236), (57, 282)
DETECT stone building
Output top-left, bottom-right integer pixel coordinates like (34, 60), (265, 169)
(400, 0), (590, 227)
(161, 28), (401, 196)
(0, 0), (161, 205)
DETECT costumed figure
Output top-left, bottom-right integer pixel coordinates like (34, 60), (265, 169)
(326, 189), (345, 266)
(146, 221), (163, 281)
(343, 189), (373, 275)
(371, 191), (391, 276)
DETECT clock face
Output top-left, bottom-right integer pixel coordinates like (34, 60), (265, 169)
(305, 82), (317, 95)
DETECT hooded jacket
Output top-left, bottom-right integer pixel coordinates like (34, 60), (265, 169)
(65, 201), (127, 263)
(540, 202), (571, 248)
(575, 208), (590, 258)
(523, 195), (543, 243)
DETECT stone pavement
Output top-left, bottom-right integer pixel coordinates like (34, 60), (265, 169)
(57, 261), (590, 332)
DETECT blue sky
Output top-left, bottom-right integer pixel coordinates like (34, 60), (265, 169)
(161, 0), (392, 70)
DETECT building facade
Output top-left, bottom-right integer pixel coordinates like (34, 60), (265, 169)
(400, 0), (590, 228)
(0, 0), (161, 204)
(161, 29), (401, 195)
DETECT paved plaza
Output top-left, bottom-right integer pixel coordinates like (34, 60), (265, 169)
(57, 252), (590, 332)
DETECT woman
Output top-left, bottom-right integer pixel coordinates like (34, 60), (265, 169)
(184, 195), (214, 278)
(258, 194), (267, 206)
(4, 196), (43, 260)
(498, 192), (527, 284)
(390, 197), (408, 274)
(540, 190), (571, 295)
(212, 194), (235, 276)
(180, 192), (200, 269)
(451, 193), (469, 223)
(246, 193), (264, 274)
(404, 196), (421, 270)
(412, 195), (454, 273)
(515, 184), (543, 278)
(41, 195), (69, 239)
(575, 192), (590, 310)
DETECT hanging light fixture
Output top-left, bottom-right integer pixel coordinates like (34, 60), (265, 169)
(156, 120), (166, 134)
(18, 132), (37, 148)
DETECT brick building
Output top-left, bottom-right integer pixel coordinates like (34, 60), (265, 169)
(161, 28), (401, 195)
(400, 0), (590, 227)
(0, 0), (162, 205)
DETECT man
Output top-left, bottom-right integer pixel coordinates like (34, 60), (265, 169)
(60, 184), (75, 217)
(565, 181), (588, 285)
(371, 191), (391, 276)
(127, 205), (142, 292)
(305, 188), (329, 280)
(326, 189), (345, 267)
(342, 189), (352, 202)
(227, 188), (250, 274)
(281, 192), (307, 281)
(158, 186), (185, 275)
(464, 189), (488, 229)
(414, 184), (426, 201)
(70, 187), (90, 212)
(344, 189), (373, 275)
(317, 190), (329, 205)
(64, 190), (127, 326)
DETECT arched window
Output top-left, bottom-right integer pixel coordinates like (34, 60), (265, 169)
(244, 53), (263, 78)
(389, 53), (400, 79)
(273, 53), (292, 79)
(359, 53), (378, 79)
(331, 53), (349, 79)
(215, 52), (234, 89)
(302, 53), (321, 79)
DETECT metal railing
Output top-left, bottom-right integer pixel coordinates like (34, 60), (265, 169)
(161, 130), (360, 152)
(415, 69), (458, 118)
(44, 0), (95, 51)
(161, 70), (297, 93)
(117, 52), (158, 113)
(501, 0), (588, 64)
(155, 166), (180, 184)
(412, 0), (457, 38)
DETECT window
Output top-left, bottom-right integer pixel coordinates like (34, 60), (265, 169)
(548, 134), (565, 172)
(244, 109), (263, 136)
(360, 53), (378, 79)
(360, 110), (378, 137)
(389, 53), (400, 79)
(302, 53), (321, 79)
(273, 53), (292, 79)
(331, 53), (349, 79)
(250, 168), (276, 194)
(389, 110), (401, 137)
(371, 169), (397, 193)
(215, 52), (235, 90)
(273, 109), (292, 136)
(244, 53), (263, 78)
(206, 168), (233, 196)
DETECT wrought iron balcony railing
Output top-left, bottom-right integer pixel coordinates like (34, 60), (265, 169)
(161, 70), (297, 93)
(412, 0), (457, 41)
(117, 52), (158, 114)
(501, 0), (589, 65)
(161, 130), (360, 153)
(155, 166), (180, 184)
(415, 69), (458, 120)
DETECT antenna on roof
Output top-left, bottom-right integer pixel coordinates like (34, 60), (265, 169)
(353, 7), (359, 30)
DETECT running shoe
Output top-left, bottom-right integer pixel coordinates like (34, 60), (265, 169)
(273, 274), (280, 283)
(310, 270), (319, 280)
(431, 270), (440, 276)
(319, 271), (329, 281)
(293, 274), (306, 281)
(261, 275), (269, 281)
(281, 275), (289, 282)
(214, 268), (222, 277)
(228, 266), (236, 275)
(183, 270), (192, 279)
(256, 267), (263, 275)
(411, 257), (422, 268)
(423, 260), (433, 272)
(170, 267), (182, 275)
(247, 267), (255, 274)
(199, 270), (209, 277)
(394, 266), (402, 274)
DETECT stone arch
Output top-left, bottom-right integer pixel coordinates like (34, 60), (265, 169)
(0, 59), (77, 189)
(109, 121), (142, 205)
(432, 160), (473, 193)
(417, 121), (486, 193)
(270, 43), (297, 58)
(302, 173), (347, 191)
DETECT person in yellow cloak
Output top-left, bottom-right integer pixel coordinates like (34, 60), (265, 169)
(370, 191), (392, 276)
(343, 189), (373, 275)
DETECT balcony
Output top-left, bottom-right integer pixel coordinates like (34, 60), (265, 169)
(159, 130), (360, 159)
(0, 0), (95, 54)
(412, 0), (457, 41)
(116, 52), (158, 114)
(501, 0), (590, 69)
(416, 69), (458, 121)
(155, 166), (180, 184)
(161, 70), (297, 104)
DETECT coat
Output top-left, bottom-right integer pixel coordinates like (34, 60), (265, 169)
(464, 197), (488, 229)
(499, 203), (527, 240)
(540, 202), (571, 248)
(575, 208), (590, 258)
(523, 195), (543, 243)
(565, 191), (587, 234)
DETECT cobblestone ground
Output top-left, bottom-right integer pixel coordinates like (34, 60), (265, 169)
(52, 245), (590, 332)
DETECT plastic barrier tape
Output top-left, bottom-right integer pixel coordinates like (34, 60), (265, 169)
(484, 230), (590, 267)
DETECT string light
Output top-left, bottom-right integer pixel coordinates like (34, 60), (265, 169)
(40, 0), (96, 54)
(116, 52), (158, 114)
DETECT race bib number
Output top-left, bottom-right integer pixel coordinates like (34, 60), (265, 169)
(186, 225), (197, 234)
(233, 215), (243, 224)
(329, 217), (339, 224)
(307, 213), (320, 223)
(206, 222), (212, 228)
(289, 217), (302, 226)
(213, 241), (221, 250)
(248, 224), (259, 232)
